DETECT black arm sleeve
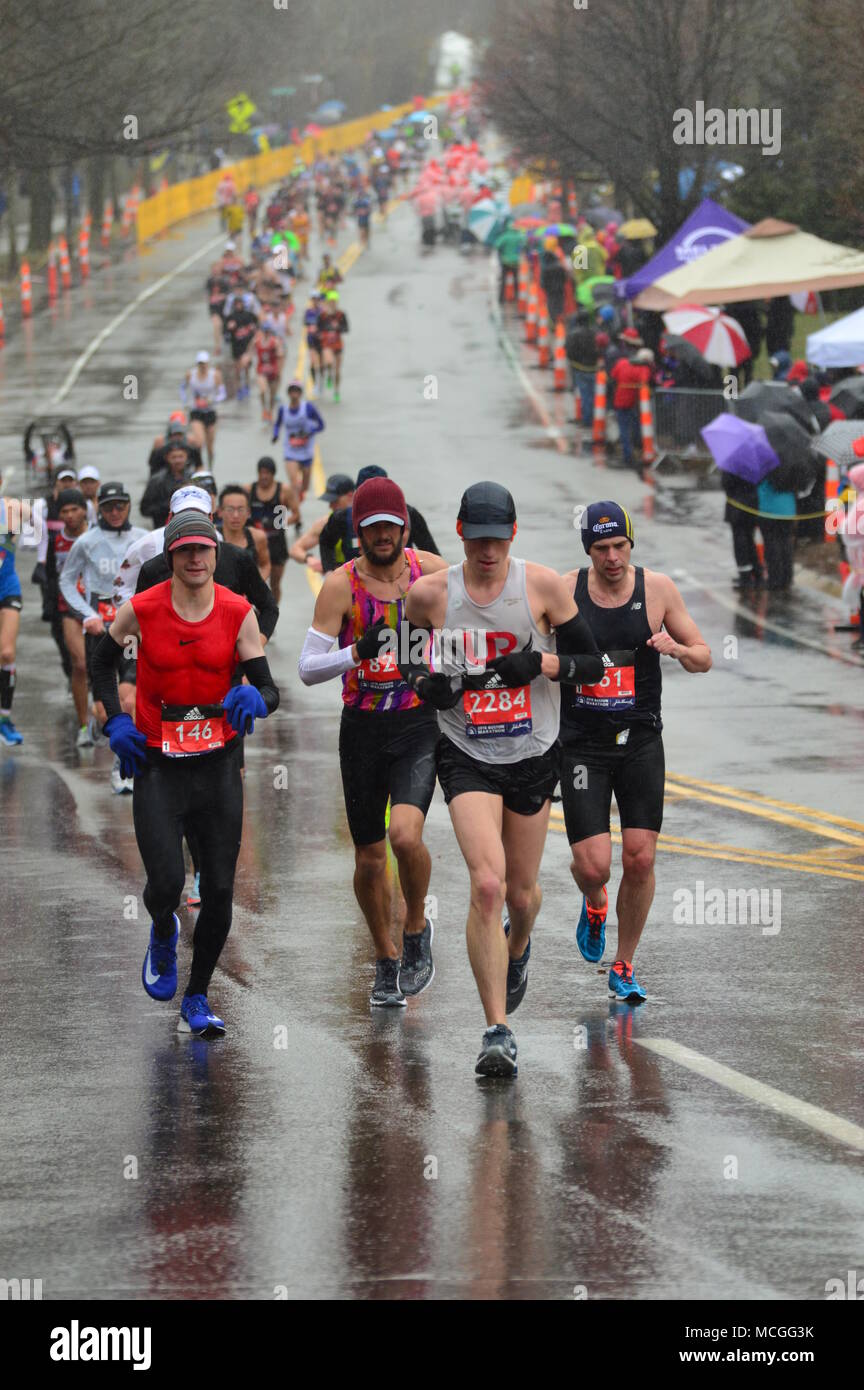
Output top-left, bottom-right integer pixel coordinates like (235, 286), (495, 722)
(395, 620), (433, 688)
(240, 655), (280, 714)
(236, 547), (279, 639)
(90, 633), (125, 720)
(318, 513), (339, 574)
(553, 612), (605, 685)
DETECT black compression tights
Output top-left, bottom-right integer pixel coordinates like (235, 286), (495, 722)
(133, 742), (244, 996)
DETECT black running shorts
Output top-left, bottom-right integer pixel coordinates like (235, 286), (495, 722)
(0, 593), (22, 612)
(190, 408), (217, 427)
(435, 735), (560, 816)
(559, 727), (665, 843)
(339, 705), (438, 846)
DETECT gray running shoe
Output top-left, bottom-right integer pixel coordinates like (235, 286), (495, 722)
(370, 956), (406, 1007)
(399, 918), (434, 997)
(475, 1024), (518, 1078)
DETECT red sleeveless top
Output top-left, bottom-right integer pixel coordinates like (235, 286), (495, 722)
(130, 581), (250, 748)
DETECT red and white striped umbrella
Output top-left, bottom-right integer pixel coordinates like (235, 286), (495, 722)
(662, 304), (751, 367)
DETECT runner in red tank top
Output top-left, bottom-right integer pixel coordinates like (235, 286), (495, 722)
(89, 512), (280, 1038)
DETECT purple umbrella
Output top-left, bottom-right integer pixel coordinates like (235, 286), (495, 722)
(700, 414), (780, 484)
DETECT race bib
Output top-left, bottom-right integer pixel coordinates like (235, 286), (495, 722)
(289, 434), (308, 448)
(463, 685), (532, 739)
(194, 396), (210, 410)
(97, 598), (117, 624)
(358, 652), (404, 693)
(160, 703), (225, 757)
(570, 649), (636, 710)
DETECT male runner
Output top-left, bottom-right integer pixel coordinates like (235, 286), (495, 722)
(289, 473), (354, 574)
(402, 482), (603, 1077)
(223, 296), (259, 401)
(298, 477), (448, 1006)
(317, 465), (440, 573)
(115, 484), (214, 603)
(0, 486), (27, 745)
(254, 321), (284, 422)
(76, 466), (100, 525)
(92, 512), (279, 1036)
(43, 487), (91, 742)
(318, 291), (349, 402)
(59, 481), (146, 790)
(272, 380), (325, 506)
(181, 352), (225, 465)
(560, 502), (711, 1002)
(246, 458), (298, 605)
(217, 485), (271, 581)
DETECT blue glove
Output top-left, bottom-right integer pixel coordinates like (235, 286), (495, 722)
(223, 684), (267, 736)
(105, 713), (147, 779)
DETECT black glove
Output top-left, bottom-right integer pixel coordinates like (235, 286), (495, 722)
(466, 643), (543, 690)
(355, 616), (391, 662)
(410, 670), (463, 710)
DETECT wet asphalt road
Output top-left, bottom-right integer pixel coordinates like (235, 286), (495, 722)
(1, 189), (863, 1301)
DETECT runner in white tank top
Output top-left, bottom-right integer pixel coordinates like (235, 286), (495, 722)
(402, 482), (603, 1078)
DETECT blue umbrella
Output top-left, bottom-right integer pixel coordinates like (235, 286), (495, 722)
(313, 100), (347, 123)
(700, 414), (780, 484)
(405, 110), (433, 123)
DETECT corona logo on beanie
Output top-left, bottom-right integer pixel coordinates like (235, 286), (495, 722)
(581, 501), (634, 553)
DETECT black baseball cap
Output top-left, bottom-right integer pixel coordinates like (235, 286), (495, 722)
(356, 465), (387, 486)
(457, 481), (516, 539)
(319, 472), (354, 502)
(98, 481), (130, 505)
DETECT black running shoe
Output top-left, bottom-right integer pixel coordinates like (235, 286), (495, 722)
(503, 913), (530, 1015)
(475, 1024), (518, 1078)
(370, 956), (406, 1007)
(399, 918), (434, 996)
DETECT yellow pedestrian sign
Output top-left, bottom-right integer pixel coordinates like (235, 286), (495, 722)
(226, 93), (257, 134)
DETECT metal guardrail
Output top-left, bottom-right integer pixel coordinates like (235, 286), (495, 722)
(653, 388), (731, 455)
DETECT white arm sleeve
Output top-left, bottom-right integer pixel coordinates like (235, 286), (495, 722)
(298, 627), (357, 686)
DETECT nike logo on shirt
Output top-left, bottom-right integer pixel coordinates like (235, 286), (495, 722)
(179, 639), (198, 646)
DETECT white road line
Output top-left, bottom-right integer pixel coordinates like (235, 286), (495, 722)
(487, 262), (565, 445)
(679, 572), (864, 669)
(637, 1038), (864, 1151)
(50, 232), (227, 406)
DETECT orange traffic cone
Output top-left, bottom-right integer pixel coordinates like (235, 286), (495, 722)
(592, 370), (608, 446)
(504, 267), (516, 303)
(536, 293), (550, 367)
(638, 383), (656, 464)
(47, 244), (58, 302)
(517, 256), (529, 316)
(573, 387), (582, 423)
(59, 237), (72, 291)
(79, 222), (90, 280)
(101, 200), (113, 250)
(525, 280), (537, 344)
(20, 260), (32, 317)
(553, 320), (567, 391)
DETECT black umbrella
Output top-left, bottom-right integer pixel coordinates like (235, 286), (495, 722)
(662, 334), (717, 385)
(584, 205), (623, 228)
(828, 376), (864, 419)
(759, 411), (817, 491)
(735, 381), (819, 433)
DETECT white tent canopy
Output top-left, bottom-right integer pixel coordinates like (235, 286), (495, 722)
(806, 305), (864, 368)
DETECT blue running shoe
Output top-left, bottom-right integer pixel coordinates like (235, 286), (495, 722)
(576, 885), (608, 963)
(608, 958), (647, 1004)
(0, 716), (23, 746)
(178, 994), (226, 1038)
(186, 872), (201, 907)
(141, 914), (179, 1001)
(503, 913), (531, 1015)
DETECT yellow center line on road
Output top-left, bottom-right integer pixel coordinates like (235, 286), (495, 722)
(662, 781), (864, 850)
(665, 771), (864, 836)
(636, 1039), (864, 1152)
(546, 815), (864, 881)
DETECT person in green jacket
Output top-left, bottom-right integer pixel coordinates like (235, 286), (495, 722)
(757, 471), (797, 591)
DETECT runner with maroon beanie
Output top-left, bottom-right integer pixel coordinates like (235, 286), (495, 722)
(90, 512), (280, 1037)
